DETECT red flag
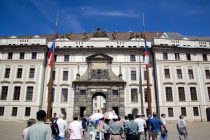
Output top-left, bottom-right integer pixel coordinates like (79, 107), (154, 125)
(47, 41), (55, 67)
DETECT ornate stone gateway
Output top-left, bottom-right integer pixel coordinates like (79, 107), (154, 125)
(72, 53), (126, 118)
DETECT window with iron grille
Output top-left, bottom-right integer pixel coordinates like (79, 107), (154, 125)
(17, 68), (22, 78)
(63, 71), (68, 81)
(188, 69), (194, 79)
(1, 86), (8, 100)
(181, 107), (187, 116)
(0, 107), (4, 116)
(8, 52), (13, 59)
(190, 87), (197, 101)
(52, 88), (55, 102)
(61, 88), (68, 102)
(64, 55), (69, 62)
(112, 90), (118, 95)
(208, 87), (210, 100)
(131, 88), (138, 102)
(168, 108), (174, 117)
(205, 70), (210, 79)
(29, 68), (35, 78)
(203, 54), (207, 61)
(11, 107), (18, 116)
(144, 71), (147, 80)
(178, 87), (185, 101)
(4, 68), (10, 78)
(164, 69), (170, 79)
(186, 54), (191, 60)
(32, 52), (37, 59)
(13, 87), (21, 100)
(53, 71), (56, 80)
(165, 87), (173, 101)
(175, 53), (180, 60)
(26, 87), (33, 101)
(80, 90), (86, 95)
(25, 107), (31, 117)
(177, 69), (182, 79)
(193, 107), (199, 116)
(144, 88), (148, 102)
(131, 71), (136, 80)
(163, 53), (168, 60)
(20, 52), (25, 59)
(130, 55), (136, 61)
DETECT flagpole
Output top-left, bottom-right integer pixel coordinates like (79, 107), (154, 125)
(47, 13), (58, 121)
(142, 13), (152, 115)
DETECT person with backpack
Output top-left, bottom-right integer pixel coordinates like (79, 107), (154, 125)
(57, 114), (67, 140)
(177, 115), (188, 140)
(50, 118), (59, 140)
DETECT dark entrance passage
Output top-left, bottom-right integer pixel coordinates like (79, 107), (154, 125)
(92, 92), (106, 114)
(80, 107), (86, 117)
(113, 107), (119, 116)
(206, 108), (210, 121)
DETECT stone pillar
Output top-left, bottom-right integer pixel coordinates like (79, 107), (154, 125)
(86, 89), (93, 115)
(73, 89), (80, 115)
(119, 88), (125, 118)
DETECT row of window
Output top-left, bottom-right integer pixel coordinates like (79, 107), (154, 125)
(163, 53), (208, 61)
(7, 52), (37, 59)
(167, 107), (199, 117)
(4, 68), (35, 79)
(0, 107), (31, 117)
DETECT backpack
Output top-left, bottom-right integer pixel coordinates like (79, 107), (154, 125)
(177, 120), (186, 134)
(51, 119), (59, 135)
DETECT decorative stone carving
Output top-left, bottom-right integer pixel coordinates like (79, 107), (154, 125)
(92, 27), (108, 37)
(89, 69), (109, 79)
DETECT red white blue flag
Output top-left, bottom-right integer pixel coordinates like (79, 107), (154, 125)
(47, 40), (55, 67)
(144, 39), (149, 68)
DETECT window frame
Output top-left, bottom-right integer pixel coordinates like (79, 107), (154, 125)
(31, 52), (37, 59)
(13, 86), (21, 100)
(61, 88), (68, 102)
(0, 86), (8, 100)
(178, 87), (186, 101)
(25, 86), (33, 101)
(4, 68), (10, 78)
(11, 107), (18, 116)
(131, 71), (137, 81)
(130, 54), (136, 62)
(131, 88), (138, 102)
(164, 69), (170, 79)
(190, 87), (198, 101)
(165, 87), (173, 101)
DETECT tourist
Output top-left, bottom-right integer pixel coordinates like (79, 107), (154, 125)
(134, 114), (147, 140)
(51, 113), (58, 122)
(124, 116), (129, 125)
(146, 115), (152, 140)
(124, 114), (139, 140)
(100, 119), (110, 140)
(150, 112), (163, 140)
(22, 118), (36, 140)
(57, 114), (67, 140)
(160, 114), (168, 140)
(82, 115), (87, 135)
(68, 115), (83, 140)
(26, 110), (52, 140)
(177, 115), (188, 140)
(142, 114), (147, 140)
(88, 120), (97, 140)
(108, 116), (124, 140)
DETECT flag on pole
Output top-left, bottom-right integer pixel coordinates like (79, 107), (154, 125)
(47, 40), (55, 67)
(144, 39), (149, 68)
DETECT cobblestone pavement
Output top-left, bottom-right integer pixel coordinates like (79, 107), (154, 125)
(0, 120), (210, 140)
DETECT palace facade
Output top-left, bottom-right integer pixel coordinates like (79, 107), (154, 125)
(0, 29), (210, 122)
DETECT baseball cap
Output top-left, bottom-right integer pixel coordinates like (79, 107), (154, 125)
(37, 110), (47, 119)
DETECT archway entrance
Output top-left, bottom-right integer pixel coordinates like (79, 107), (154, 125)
(132, 108), (139, 116)
(92, 92), (106, 114)
(206, 108), (210, 121)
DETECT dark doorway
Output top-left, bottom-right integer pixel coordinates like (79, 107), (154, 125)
(206, 108), (210, 121)
(132, 108), (139, 116)
(113, 107), (119, 116)
(60, 108), (67, 118)
(80, 107), (86, 117)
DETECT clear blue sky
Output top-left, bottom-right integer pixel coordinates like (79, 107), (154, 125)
(0, 0), (210, 37)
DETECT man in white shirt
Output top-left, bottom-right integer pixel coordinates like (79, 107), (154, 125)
(56, 114), (67, 140)
(134, 114), (147, 140)
(69, 115), (83, 140)
(160, 114), (168, 140)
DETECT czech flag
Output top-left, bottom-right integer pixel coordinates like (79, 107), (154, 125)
(144, 39), (149, 68)
(47, 40), (55, 67)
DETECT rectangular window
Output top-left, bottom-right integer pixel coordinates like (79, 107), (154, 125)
(144, 88), (148, 102)
(26, 87), (33, 101)
(208, 87), (210, 100)
(177, 69), (182, 79)
(80, 90), (86, 95)
(54, 55), (57, 62)
(131, 88), (138, 102)
(0, 107), (4, 116)
(25, 107), (31, 117)
(52, 88), (55, 102)
(29, 68), (35, 78)
(163, 53), (168, 60)
(8, 52), (13, 59)
(112, 90), (118, 95)
(1, 86), (8, 100)
(168, 108), (174, 117)
(20, 52), (25, 59)
(4, 68), (10, 78)
(205, 70), (210, 79)
(164, 69), (170, 79)
(131, 71), (136, 80)
(61, 88), (68, 102)
(175, 53), (180, 60)
(144, 71), (147, 80)
(130, 55), (136, 61)
(64, 55), (69, 62)
(181, 107), (187, 116)
(166, 87), (173, 101)
(32, 52), (37, 59)
(178, 87), (185, 101)
(190, 87), (197, 101)
(188, 69), (194, 79)
(193, 107), (199, 116)
(13, 87), (21, 100)
(186, 54), (191, 60)
(11, 107), (18, 116)
(63, 71), (68, 81)
(17, 68), (22, 78)
(53, 71), (56, 81)
(203, 54), (207, 61)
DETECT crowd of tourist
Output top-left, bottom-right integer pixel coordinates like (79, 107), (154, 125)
(22, 110), (188, 140)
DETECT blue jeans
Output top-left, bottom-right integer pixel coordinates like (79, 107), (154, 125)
(160, 130), (168, 140)
(58, 136), (65, 140)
